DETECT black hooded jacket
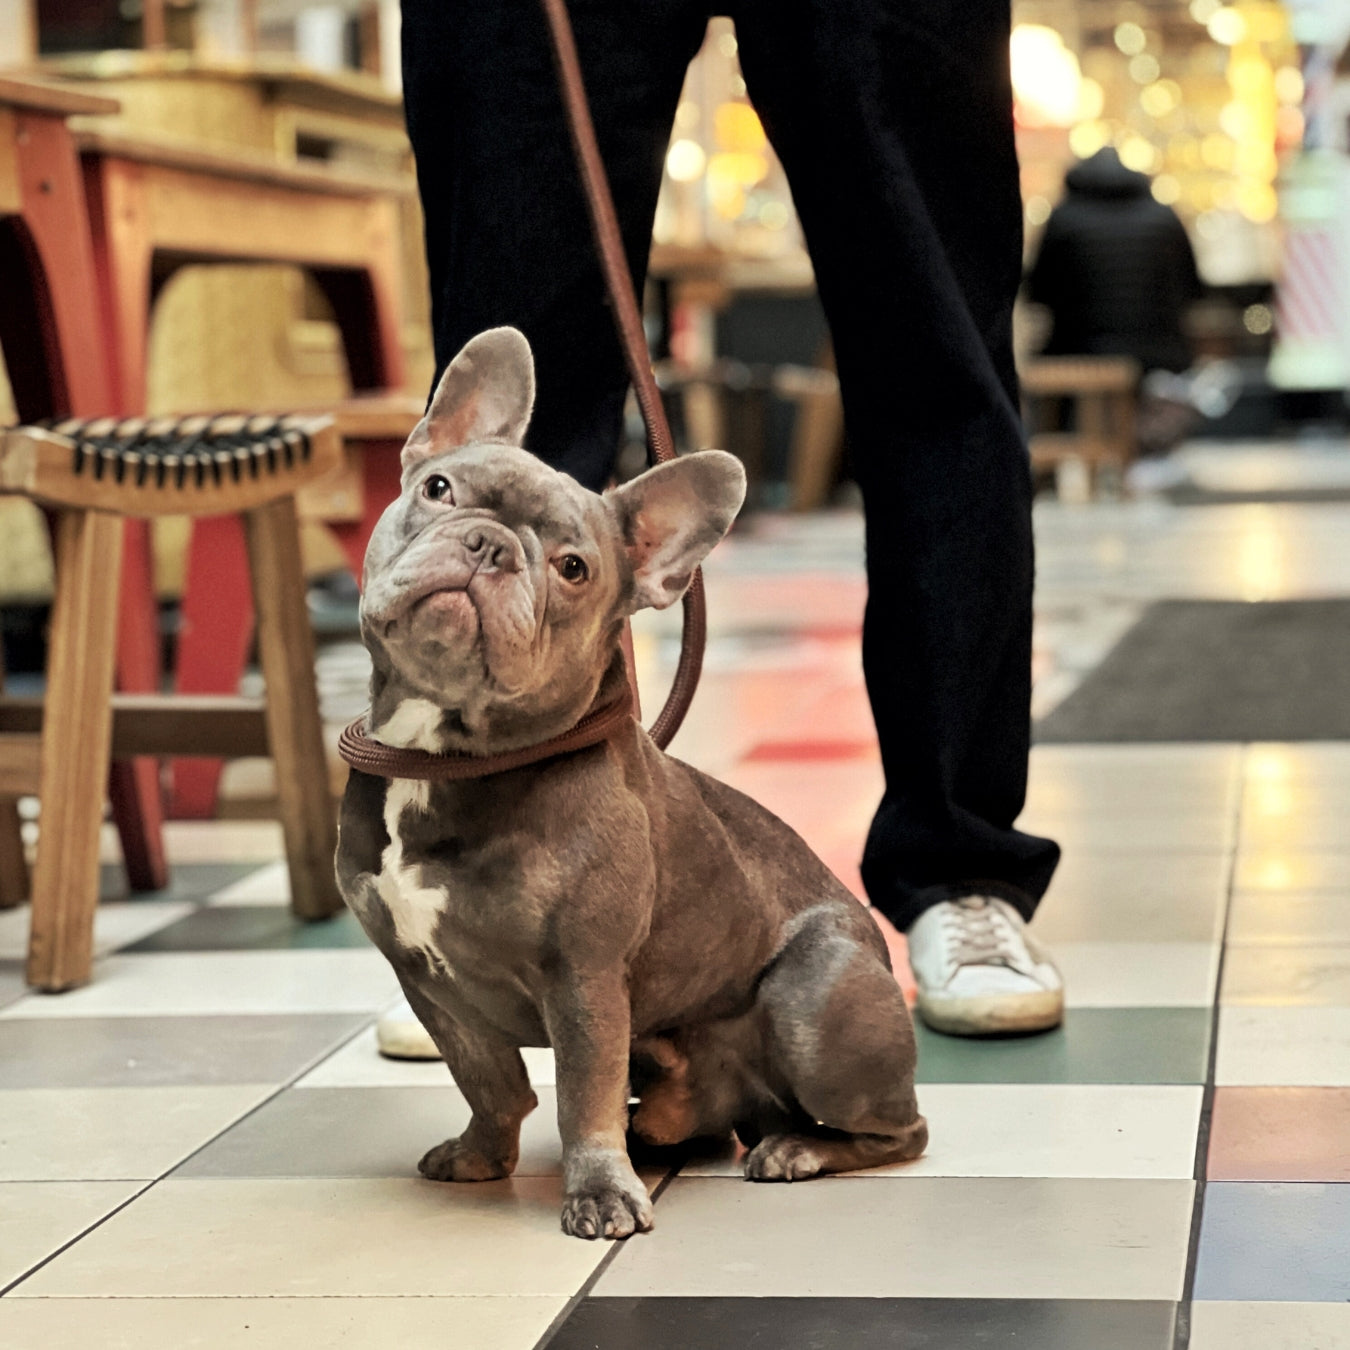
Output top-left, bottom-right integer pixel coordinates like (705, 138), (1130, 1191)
(1027, 148), (1203, 373)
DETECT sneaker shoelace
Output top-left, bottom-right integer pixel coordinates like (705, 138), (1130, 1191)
(944, 897), (1023, 970)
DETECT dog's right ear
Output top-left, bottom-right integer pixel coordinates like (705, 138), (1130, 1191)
(402, 327), (536, 472)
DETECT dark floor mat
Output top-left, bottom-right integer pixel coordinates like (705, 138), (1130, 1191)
(1163, 484), (1350, 505)
(1035, 599), (1350, 742)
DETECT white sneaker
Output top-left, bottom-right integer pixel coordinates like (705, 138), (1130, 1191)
(375, 998), (442, 1060)
(906, 896), (1064, 1036)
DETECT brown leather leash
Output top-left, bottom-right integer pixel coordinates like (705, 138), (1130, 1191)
(338, 687), (635, 782)
(540, 0), (706, 751)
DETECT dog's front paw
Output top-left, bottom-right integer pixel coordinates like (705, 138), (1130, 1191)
(560, 1171), (654, 1240)
(418, 1136), (511, 1182)
(744, 1133), (826, 1182)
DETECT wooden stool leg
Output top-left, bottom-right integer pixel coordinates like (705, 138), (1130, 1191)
(27, 509), (124, 991)
(0, 801), (29, 909)
(112, 519), (168, 889)
(0, 646), (31, 909)
(243, 497), (342, 921)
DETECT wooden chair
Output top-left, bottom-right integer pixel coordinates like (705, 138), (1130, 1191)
(1021, 356), (1141, 496)
(0, 413), (345, 991)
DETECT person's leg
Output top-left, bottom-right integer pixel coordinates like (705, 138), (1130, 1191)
(384, 0), (708, 1060)
(732, 0), (1061, 1028)
(401, 0), (708, 491)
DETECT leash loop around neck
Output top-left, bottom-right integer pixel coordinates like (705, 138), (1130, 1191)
(539, 0), (706, 750)
(337, 687), (636, 782)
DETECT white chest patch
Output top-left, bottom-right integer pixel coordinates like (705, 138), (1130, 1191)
(376, 777), (448, 956)
(374, 697), (446, 750)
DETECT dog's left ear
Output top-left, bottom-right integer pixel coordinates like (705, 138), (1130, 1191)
(402, 327), (536, 471)
(610, 451), (746, 611)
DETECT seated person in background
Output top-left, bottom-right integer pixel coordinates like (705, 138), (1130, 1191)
(1027, 146), (1203, 376)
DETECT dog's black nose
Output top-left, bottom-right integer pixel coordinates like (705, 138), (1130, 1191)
(464, 529), (508, 570)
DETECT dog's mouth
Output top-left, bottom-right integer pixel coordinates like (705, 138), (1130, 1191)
(406, 586), (481, 637)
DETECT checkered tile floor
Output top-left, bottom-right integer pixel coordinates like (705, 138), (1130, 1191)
(3, 473), (1350, 1349)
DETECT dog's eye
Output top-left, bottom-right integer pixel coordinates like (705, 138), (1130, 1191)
(557, 554), (589, 584)
(423, 474), (453, 503)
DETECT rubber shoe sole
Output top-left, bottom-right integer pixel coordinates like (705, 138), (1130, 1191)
(916, 986), (1064, 1037)
(375, 1016), (442, 1061)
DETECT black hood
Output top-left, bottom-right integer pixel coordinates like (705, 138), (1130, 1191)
(1064, 147), (1152, 200)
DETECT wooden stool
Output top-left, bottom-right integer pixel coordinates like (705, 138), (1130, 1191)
(1021, 356), (1141, 496)
(0, 414), (345, 991)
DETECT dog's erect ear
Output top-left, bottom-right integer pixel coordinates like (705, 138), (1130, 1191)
(402, 327), (536, 471)
(609, 451), (746, 611)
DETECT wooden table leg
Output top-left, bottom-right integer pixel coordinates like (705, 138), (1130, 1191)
(111, 519), (168, 888)
(27, 508), (124, 990)
(329, 437), (405, 581)
(243, 496), (342, 921)
(0, 643), (31, 908)
(170, 515), (255, 818)
(0, 803), (28, 909)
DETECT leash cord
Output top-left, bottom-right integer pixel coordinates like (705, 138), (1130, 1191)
(539, 0), (706, 750)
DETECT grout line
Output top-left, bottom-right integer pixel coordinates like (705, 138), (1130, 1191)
(0, 1009), (380, 1298)
(1171, 745), (1245, 1350)
(0, 1177), (158, 1298)
(531, 1162), (684, 1350)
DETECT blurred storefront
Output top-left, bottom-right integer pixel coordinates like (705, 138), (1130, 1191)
(3, 1), (1350, 447)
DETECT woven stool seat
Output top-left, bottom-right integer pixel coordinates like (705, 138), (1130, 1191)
(1, 414), (340, 517)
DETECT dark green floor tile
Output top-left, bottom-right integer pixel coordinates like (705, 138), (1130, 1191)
(0, 959), (26, 1010)
(547, 1298), (1177, 1349)
(914, 1008), (1211, 1084)
(98, 861), (260, 905)
(123, 904), (368, 952)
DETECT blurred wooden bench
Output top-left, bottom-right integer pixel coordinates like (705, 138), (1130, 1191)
(1021, 356), (1141, 495)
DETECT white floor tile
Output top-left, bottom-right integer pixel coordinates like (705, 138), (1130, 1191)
(1190, 1300), (1350, 1350)
(0, 1086), (274, 1181)
(1055, 942), (1219, 1007)
(1031, 850), (1230, 943)
(1018, 812), (1236, 852)
(1216, 1007), (1350, 1086)
(12, 1177), (607, 1298)
(0, 1296), (566, 1350)
(680, 1085), (1203, 1180)
(0, 1181), (141, 1288)
(0, 952), (399, 1019)
(596, 1176), (1194, 1300)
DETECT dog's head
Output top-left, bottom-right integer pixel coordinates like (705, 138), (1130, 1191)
(361, 327), (745, 751)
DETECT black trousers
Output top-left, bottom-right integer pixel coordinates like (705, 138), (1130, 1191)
(400, 0), (1060, 929)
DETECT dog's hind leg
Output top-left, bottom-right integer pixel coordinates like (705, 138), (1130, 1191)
(401, 982), (538, 1182)
(630, 1023), (759, 1147)
(747, 907), (927, 1181)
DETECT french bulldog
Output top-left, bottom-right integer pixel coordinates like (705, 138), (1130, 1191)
(336, 327), (927, 1240)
